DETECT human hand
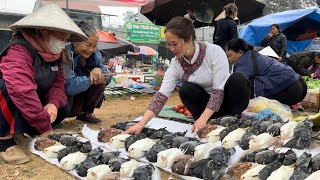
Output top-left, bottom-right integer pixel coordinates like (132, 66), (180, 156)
(310, 73), (316, 78)
(267, 33), (273, 39)
(99, 74), (111, 84)
(192, 118), (208, 134)
(278, 57), (283, 62)
(123, 122), (144, 135)
(90, 68), (103, 85)
(44, 103), (58, 123)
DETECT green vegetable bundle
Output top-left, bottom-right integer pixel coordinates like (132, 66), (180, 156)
(302, 76), (320, 89)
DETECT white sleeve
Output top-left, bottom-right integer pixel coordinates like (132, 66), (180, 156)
(158, 59), (180, 97)
(210, 45), (230, 90)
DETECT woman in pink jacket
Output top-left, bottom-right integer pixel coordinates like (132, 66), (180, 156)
(0, 4), (87, 165)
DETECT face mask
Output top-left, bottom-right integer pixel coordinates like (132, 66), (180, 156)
(45, 34), (66, 54)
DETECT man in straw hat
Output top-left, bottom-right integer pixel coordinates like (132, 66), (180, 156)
(0, 4), (87, 165)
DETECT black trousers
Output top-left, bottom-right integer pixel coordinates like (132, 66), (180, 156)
(68, 84), (106, 117)
(0, 79), (70, 136)
(266, 77), (307, 106)
(179, 72), (250, 120)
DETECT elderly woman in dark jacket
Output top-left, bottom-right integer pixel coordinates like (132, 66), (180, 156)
(261, 24), (287, 62)
(64, 22), (111, 124)
(226, 38), (307, 106)
(287, 51), (320, 76)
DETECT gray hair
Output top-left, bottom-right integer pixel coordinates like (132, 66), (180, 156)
(78, 21), (97, 37)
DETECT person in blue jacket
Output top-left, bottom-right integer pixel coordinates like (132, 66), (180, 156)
(226, 38), (307, 106)
(64, 21), (110, 124)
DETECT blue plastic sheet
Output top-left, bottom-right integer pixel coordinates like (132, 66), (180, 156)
(249, 108), (282, 121)
(240, 8), (320, 54)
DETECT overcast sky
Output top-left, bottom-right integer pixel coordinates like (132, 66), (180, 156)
(0, 0), (138, 27)
(100, 6), (138, 27)
(0, 0), (36, 14)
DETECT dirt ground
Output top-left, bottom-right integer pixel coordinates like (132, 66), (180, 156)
(0, 92), (182, 180)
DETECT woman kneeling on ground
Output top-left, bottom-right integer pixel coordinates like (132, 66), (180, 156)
(226, 38), (307, 106)
(0, 4), (87, 165)
(125, 17), (250, 135)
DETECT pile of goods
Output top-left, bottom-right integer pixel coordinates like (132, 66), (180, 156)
(34, 115), (317, 180)
(301, 76), (320, 112)
(104, 87), (143, 98)
(172, 104), (192, 117)
(302, 76), (320, 89)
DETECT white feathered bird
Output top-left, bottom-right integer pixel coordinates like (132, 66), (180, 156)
(59, 152), (87, 170)
(86, 164), (112, 180)
(241, 163), (266, 180)
(222, 128), (247, 149)
(280, 121), (298, 140)
(120, 159), (139, 178)
(206, 126), (226, 142)
(157, 148), (184, 168)
(266, 165), (294, 180)
(305, 170), (320, 180)
(194, 143), (219, 161)
(43, 144), (66, 158)
(128, 138), (156, 159)
(249, 133), (275, 151)
(110, 134), (131, 149)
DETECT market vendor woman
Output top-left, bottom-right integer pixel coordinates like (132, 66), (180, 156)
(0, 4), (87, 165)
(125, 17), (250, 135)
(226, 38), (307, 106)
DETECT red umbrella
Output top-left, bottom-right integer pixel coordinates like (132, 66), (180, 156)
(97, 30), (139, 55)
(128, 46), (158, 56)
(97, 30), (117, 43)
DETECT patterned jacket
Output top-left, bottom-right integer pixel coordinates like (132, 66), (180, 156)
(289, 51), (314, 76)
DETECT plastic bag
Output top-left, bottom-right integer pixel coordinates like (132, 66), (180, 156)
(106, 79), (116, 88)
(129, 83), (144, 89)
(249, 108), (282, 121)
(247, 96), (293, 120)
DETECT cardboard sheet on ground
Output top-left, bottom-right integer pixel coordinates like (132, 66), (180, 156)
(158, 105), (195, 123)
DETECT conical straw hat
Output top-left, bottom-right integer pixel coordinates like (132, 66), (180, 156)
(10, 4), (87, 42)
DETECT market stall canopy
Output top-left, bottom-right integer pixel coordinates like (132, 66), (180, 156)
(97, 29), (118, 43)
(140, 0), (266, 27)
(40, 0), (151, 12)
(97, 30), (139, 55)
(128, 45), (158, 56)
(240, 8), (320, 54)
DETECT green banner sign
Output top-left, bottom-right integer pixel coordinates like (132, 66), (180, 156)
(125, 22), (160, 44)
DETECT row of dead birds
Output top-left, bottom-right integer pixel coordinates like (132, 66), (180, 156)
(204, 115), (314, 151)
(34, 133), (154, 180)
(94, 116), (316, 179)
(33, 115), (315, 180)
